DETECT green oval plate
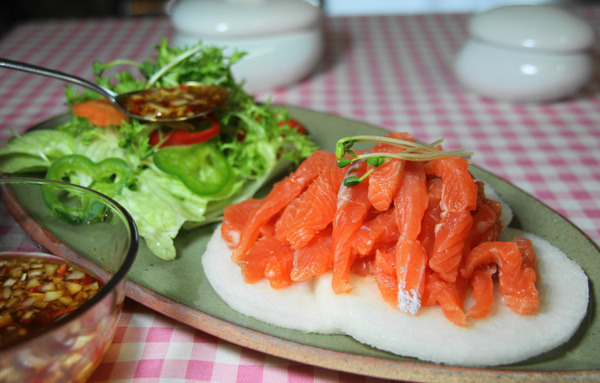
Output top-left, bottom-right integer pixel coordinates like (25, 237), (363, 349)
(30, 106), (599, 382)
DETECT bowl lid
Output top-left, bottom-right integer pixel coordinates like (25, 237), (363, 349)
(469, 5), (595, 53)
(171, 0), (321, 38)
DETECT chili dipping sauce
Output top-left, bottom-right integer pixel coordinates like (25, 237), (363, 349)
(0, 253), (102, 347)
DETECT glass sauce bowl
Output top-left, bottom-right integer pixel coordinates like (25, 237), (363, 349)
(0, 177), (138, 383)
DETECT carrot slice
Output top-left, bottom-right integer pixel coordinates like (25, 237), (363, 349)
(72, 99), (130, 127)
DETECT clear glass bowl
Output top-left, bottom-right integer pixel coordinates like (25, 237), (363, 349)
(0, 177), (138, 382)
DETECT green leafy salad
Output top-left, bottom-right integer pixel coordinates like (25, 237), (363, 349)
(0, 39), (318, 261)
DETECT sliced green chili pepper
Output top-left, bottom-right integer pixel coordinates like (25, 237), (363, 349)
(43, 154), (131, 223)
(153, 142), (231, 196)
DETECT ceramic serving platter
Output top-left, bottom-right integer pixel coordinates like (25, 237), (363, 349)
(27, 106), (600, 382)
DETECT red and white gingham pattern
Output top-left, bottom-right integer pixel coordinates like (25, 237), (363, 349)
(1, 9), (599, 382)
(90, 302), (383, 383)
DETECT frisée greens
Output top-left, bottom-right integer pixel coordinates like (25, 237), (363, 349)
(0, 39), (318, 261)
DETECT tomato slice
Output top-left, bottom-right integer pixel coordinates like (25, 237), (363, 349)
(278, 118), (307, 134)
(149, 115), (220, 147)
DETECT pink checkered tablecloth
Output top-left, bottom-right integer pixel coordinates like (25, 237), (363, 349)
(0, 8), (599, 382)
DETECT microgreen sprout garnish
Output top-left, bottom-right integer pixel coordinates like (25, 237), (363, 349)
(335, 135), (474, 186)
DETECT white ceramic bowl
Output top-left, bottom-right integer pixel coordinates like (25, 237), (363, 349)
(469, 4), (595, 53)
(454, 5), (595, 102)
(454, 39), (594, 102)
(171, 0), (323, 93)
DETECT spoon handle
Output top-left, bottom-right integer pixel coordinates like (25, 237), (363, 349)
(0, 57), (118, 100)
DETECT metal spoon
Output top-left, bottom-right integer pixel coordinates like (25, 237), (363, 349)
(0, 57), (230, 123)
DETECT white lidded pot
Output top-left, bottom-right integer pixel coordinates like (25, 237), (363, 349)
(170, 0), (323, 93)
(454, 5), (596, 102)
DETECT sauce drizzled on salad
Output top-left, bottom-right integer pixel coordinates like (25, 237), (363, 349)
(118, 83), (229, 121)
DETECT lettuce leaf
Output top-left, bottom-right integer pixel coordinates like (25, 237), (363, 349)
(114, 168), (210, 261)
(0, 130), (75, 173)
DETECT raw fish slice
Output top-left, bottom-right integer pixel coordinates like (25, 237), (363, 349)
(461, 240), (539, 315)
(501, 237), (539, 315)
(232, 150), (336, 262)
(373, 249), (398, 306)
(418, 178), (443, 255)
(466, 264), (496, 319)
(290, 227), (333, 282)
(351, 207), (396, 257)
(331, 161), (372, 294)
(274, 198), (301, 242)
(463, 181), (503, 253)
(238, 235), (294, 289)
(221, 198), (261, 249)
(461, 241), (522, 278)
(393, 161), (428, 315)
(425, 157), (478, 282)
(428, 211), (474, 282)
(284, 160), (346, 248)
(350, 254), (375, 276)
(514, 236), (537, 269)
(500, 266), (539, 315)
(258, 213), (279, 238)
(367, 132), (413, 211)
(264, 251), (294, 289)
(467, 198), (503, 247)
(396, 241), (428, 315)
(423, 273), (468, 326)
